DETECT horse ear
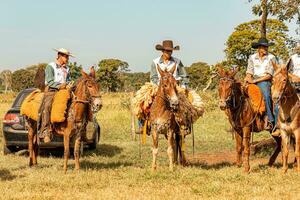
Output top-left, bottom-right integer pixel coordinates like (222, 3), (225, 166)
(81, 70), (89, 78)
(216, 65), (225, 77)
(168, 63), (176, 74)
(89, 66), (96, 79)
(157, 64), (164, 76)
(271, 61), (279, 71)
(229, 66), (239, 77)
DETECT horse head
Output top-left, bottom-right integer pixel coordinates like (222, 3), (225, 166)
(271, 60), (290, 103)
(217, 66), (239, 110)
(157, 63), (179, 111)
(77, 66), (102, 112)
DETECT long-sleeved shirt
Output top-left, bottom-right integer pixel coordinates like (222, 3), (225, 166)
(150, 56), (189, 88)
(246, 53), (277, 78)
(289, 54), (300, 77)
(45, 62), (70, 89)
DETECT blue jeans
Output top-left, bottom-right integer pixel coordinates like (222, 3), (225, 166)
(256, 81), (274, 123)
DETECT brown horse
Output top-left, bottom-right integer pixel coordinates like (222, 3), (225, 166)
(150, 64), (185, 171)
(272, 61), (300, 173)
(25, 69), (102, 172)
(217, 67), (281, 172)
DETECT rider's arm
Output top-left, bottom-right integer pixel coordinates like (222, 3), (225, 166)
(253, 74), (272, 83)
(45, 64), (61, 89)
(245, 57), (254, 83)
(150, 61), (159, 85)
(253, 56), (275, 83)
(177, 61), (189, 88)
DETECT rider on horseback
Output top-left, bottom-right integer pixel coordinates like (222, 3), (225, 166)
(245, 38), (278, 130)
(137, 40), (189, 130)
(39, 48), (74, 143)
(288, 42), (300, 99)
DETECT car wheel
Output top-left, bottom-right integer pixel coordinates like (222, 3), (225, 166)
(89, 125), (100, 150)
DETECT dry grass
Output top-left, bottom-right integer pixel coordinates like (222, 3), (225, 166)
(0, 92), (300, 200)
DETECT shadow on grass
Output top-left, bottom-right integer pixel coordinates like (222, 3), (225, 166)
(85, 144), (123, 157)
(0, 169), (18, 181)
(188, 161), (235, 170)
(80, 160), (133, 170)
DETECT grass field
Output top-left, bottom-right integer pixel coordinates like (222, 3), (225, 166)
(1, 92), (300, 200)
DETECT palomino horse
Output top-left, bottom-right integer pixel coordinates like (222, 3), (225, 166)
(272, 61), (300, 173)
(150, 64), (184, 171)
(217, 67), (281, 172)
(25, 69), (102, 172)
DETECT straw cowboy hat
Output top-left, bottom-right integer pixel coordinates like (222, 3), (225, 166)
(155, 40), (180, 51)
(53, 48), (75, 57)
(251, 38), (274, 49)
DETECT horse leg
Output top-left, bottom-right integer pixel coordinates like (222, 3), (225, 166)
(179, 134), (187, 166)
(32, 132), (39, 165)
(173, 133), (179, 164)
(27, 124), (34, 167)
(167, 131), (174, 171)
(151, 129), (159, 171)
(242, 127), (251, 173)
(294, 129), (300, 172)
(268, 135), (282, 167)
(74, 135), (81, 171)
(281, 131), (289, 173)
(235, 131), (243, 167)
(63, 132), (71, 173)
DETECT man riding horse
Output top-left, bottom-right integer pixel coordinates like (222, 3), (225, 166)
(244, 38), (278, 130)
(39, 48), (74, 143)
(288, 42), (300, 99)
(137, 40), (189, 129)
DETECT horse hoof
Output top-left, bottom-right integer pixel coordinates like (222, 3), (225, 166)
(282, 168), (288, 174)
(244, 167), (250, 173)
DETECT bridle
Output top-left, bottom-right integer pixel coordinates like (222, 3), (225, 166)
(219, 77), (241, 110)
(71, 78), (101, 108)
(156, 74), (178, 111)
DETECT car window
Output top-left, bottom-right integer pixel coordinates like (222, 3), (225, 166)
(12, 89), (35, 108)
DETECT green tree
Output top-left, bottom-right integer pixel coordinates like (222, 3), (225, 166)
(0, 70), (12, 93)
(225, 19), (293, 68)
(186, 62), (212, 90)
(122, 72), (150, 91)
(12, 63), (47, 92)
(96, 59), (129, 92)
(250, 0), (300, 34)
(68, 62), (83, 81)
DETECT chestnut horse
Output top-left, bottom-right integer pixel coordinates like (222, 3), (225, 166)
(217, 67), (281, 172)
(272, 61), (300, 173)
(25, 69), (102, 172)
(150, 64), (185, 171)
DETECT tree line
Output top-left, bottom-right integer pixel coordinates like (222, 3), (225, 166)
(1, 0), (299, 93)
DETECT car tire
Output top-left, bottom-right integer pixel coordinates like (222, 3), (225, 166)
(89, 125), (100, 150)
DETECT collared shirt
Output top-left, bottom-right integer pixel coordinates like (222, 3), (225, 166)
(289, 54), (300, 77)
(45, 62), (70, 89)
(150, 56), (189, 88)
(246, 53), (276, 78)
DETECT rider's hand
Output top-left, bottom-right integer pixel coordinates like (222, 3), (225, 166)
(59, 83), (67, 89)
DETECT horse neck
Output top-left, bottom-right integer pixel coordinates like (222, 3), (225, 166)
(74, 79), (88, 101)
(280, 80), (298, 112)
(229, 81), (243, 111)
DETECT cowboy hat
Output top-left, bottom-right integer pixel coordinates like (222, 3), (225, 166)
(251, 38), (274, 49)
(155, 40), (180, 51)
(53, 48), (75, 57)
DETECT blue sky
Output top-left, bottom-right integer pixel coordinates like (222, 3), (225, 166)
(0, 0), (298, 72)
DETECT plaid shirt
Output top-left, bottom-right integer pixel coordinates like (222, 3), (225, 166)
(246, 53), (276, 78)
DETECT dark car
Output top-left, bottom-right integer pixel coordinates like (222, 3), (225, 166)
(2, 88), (100, 155)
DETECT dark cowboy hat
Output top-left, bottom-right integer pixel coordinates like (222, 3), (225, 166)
(251, 38), (274, 49)
(155, 40), (180, 51)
